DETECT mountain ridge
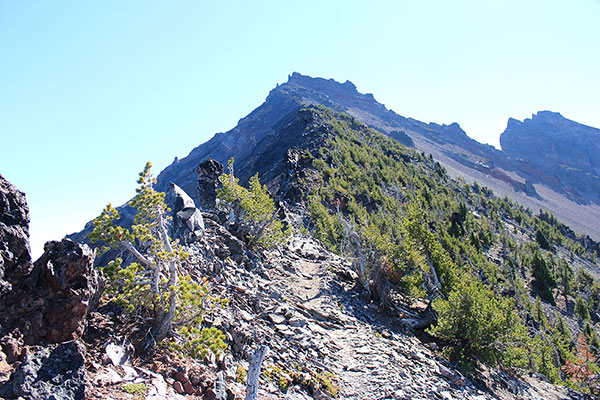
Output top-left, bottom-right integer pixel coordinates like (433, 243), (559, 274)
(151, 72), (600, 241)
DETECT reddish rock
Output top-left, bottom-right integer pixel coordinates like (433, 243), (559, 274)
(203, 388), (217, 400)
(183, 380), (194, 394)
(1, 238), (103, 345)
(174, 370), (188, 383)
(173, 380), (185, 394)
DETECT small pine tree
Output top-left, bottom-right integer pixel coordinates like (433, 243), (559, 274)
(533, 296), (548, 327)
(531, 249), (556, 304)
(576, 295), (591, 321)
(90, 162), (220, 346)
(217, 158), (289, 248)
(536, 229), (551, 250)
(558, 258), (574, 306)
(429, 278), (526, 372)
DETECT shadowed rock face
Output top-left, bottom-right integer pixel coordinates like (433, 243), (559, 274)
(0, 177), (100, 400)
(0, 175), (102, 345)
(0, 174), (32, 295)
(196, 158), (223, 211)
(500, 111), (600, 204)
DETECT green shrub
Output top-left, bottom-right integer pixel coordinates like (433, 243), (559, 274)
(217, 158), (290, 248)
(168, 325), (227, 359)
(429, 278), (526, 372)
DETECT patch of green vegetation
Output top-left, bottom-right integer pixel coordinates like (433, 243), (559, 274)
(315, 372), (340, 397)
(263, 364), (292, 390)
(167, 325), (227, 359)
(235, 364), (247, 384)
(262, 362), (339, 397)
(122, 383), (147, 395)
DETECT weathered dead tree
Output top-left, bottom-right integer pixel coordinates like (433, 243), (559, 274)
(336, 204), (367, 286)
(245, 344), (269, 400)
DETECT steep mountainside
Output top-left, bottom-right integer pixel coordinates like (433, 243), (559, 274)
(1, 169), (583, 399)
(500, 111), (600, 204)
(153, 73), (600, 241)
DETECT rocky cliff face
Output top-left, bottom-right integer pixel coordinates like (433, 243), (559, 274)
(500, 111), (600, 204)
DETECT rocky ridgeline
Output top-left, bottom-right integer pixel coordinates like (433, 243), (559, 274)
(0, 170), (587, 400)
(148, 74), (600, 242)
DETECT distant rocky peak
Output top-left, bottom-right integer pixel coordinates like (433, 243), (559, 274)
(505, 110), (596, 136)
(500, 110), (600, 204)
(287, 72), (358, 93)
(274, 72), (380, 110)
(531, 110), (563, 121)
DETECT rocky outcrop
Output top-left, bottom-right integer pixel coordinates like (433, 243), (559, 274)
(0, 174), (32, 296)
(500, 111), (600, 204)
(196, 158), (224, 210)
(0, 239), (101, 344)
(0, 177), (100, 399)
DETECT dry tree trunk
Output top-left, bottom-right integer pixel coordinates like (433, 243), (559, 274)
(336, 204), (367, 286)
(245, 345), (269, 400)
(152, 213), (179, 340)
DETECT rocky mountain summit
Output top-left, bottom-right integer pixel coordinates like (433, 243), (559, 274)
(500, 111), (600, 204)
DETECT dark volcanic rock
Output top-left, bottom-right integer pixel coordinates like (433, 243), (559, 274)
(0, 174), (32, 296)
(11, 340), (86, 400)
(500, 111), (600, 204)
(388, 130), (414, 147)
(196, 158), (224, 210)
(1, 239), (101, 344)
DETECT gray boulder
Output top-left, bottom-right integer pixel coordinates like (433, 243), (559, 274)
(11, 340), (86, 400)
(166, 183), (204, 244)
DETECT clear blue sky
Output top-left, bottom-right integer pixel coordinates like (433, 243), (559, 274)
(1, 1), (599, 258)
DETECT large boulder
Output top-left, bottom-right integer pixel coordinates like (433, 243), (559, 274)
(10, 340), (86, 400)
(166, 183), (204, 244)
(0, 174), (32, 296)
